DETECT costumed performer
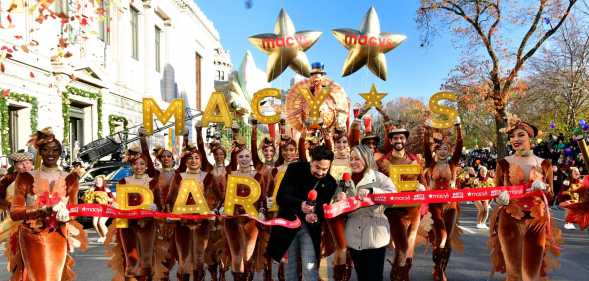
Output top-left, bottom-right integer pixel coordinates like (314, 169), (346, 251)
(489, 117), (560, 281)
(10, 128), (87, 281)
(423, 117), (463, 281)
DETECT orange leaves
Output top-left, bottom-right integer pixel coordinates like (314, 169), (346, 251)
(2, 89), (10, 97)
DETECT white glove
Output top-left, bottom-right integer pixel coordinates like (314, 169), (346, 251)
(266, 196), (274, 208)
(454, 116), (461, 125)
(111, 202), (119, 209)
(531, 180), (547, 191)
(53, 197), (70, 222)
(563, 180), (570, 186)
(416, 183), (426, 192)
(425, 119), (433, 127)
(149, 203), (158, 211)
(215, 206), (224, 215)
(496, 191), (510, 206)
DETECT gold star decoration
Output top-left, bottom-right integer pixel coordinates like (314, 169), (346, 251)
(249, 9), (322, 82)
(359, 84), (387, 110)
(332, 6), (406, 81)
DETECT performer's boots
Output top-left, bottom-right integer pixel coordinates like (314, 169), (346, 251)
(400, 257), (413, 281)
(333, 264), (352, 281)
(219, 264), (228, 281)
(232, 271), (247, 281)
(264, 263), (274, 281)
(278, 263), (286, 281)
(432, 248), (450, 281)
(176, 272), (190, 281)
(193, 266), (206, 281)
(388, 259), (400, 281)
(208, 264), (219, 281)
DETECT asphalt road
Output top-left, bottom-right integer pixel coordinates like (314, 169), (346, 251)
(1, 204), (588, 280)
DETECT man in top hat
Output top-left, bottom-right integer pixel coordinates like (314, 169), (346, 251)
(377, 126), (427, 281)
(0, 151), (34, 210)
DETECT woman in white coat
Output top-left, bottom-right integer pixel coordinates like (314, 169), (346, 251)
(334, 145), (397, 281)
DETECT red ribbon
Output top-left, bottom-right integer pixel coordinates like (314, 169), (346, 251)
(67, 204), (301, 229)
(323, 185), (532, 219)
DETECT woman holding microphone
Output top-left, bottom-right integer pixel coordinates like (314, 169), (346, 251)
(334, 145), (397, 281)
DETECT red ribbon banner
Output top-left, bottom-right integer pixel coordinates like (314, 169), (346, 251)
(68, 204), (301, 228)
(323, 185), (532, 219)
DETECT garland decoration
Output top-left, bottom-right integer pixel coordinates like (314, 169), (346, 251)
(62, 86), (104, 150)
(0, 90), (39, 154)
(108, 114), (128, 135)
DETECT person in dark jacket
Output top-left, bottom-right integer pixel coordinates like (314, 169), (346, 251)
(267, 145), (337, 281)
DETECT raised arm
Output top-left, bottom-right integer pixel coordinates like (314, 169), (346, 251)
(322, 127), (333, 151)
(251, 120), (263, 169)
(196, 125), (213, 172)
(139, 129), (157, 178)
(298, 130), (308, 162)
(349, 120), (361, 147)
(451, 124), (463, 165)
(423, 125), (434, 167)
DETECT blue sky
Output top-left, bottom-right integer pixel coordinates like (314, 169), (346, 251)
(197, 0), (461, 104)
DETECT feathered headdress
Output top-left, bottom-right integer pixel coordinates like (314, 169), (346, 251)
(27, 127), (58, 149)
(499, 113), (538, 138)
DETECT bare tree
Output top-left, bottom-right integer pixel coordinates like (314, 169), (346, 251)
(523, 18), (589, 131)
(418, 0), (579, 157)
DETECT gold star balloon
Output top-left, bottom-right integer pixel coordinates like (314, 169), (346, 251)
(332, 6), (406, 80)
(359, 84), (387, 110)
(249, 9), (322, 82)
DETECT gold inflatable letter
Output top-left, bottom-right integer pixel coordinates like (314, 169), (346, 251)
(143, 98), (185, 135)
(251, 88), (281, 124)
(114, 184), (154, 228)
(201, 91), (233, 127)
(224, 175), (261, 216)
(428, 91), (457, 129)
(172, 179), (212, 214)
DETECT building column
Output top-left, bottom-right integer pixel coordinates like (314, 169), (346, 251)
(143, 0), (154, 97)
(116, 5), (129, 85)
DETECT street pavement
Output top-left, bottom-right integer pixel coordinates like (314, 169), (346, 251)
(1, 204), (588, 280)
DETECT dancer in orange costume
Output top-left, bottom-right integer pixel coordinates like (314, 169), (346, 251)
(561, 173), (589, 230)
(224, 138), (267, 281)
(489, 117), (560, 281)
(423, 118), (463, 281)
(324, 128), (354, 281)
(378, 125), (427, 281)
(111, 153), (162, 280)
(196, 124), (237, 281)
(139, 127), (189, 280)
(250, 119), (281, 281)
(166, 143), (218, 280)
(10, 128), (87, 281)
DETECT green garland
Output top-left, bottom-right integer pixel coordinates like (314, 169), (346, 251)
(0, 90), (39, 155)
(62, 86), (103, 149)
(108, 114), (128, 135)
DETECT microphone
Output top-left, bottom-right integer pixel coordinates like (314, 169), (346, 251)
(340, 172), (352, 193)
(306, 189), (318, 207)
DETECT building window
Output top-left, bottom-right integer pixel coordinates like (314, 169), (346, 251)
(131, 6), (139, 60)
(155, 26), (161, 72)
(99, 0), (110, 44)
